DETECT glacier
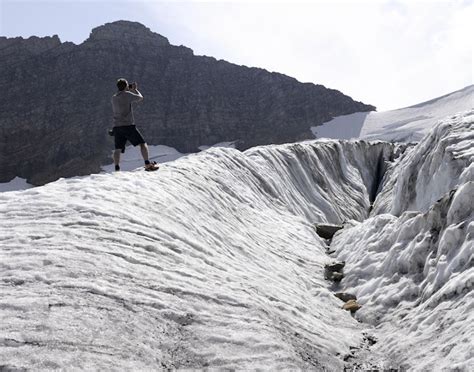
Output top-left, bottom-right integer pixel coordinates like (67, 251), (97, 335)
(0, 111), (472, 370)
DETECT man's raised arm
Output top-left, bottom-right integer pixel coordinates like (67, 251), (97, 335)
(129, 82), (143, 102)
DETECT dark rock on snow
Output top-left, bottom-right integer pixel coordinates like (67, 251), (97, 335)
(342, 299), (362, 313)
(329, 272), (344, 282)
(325, 261), (346, 272)
(314, 223), (344, 240)
(334, 292), (357, 302)
(324, 261), (345, 282)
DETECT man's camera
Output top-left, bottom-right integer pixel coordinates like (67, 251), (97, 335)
(128, 82), (136, 89)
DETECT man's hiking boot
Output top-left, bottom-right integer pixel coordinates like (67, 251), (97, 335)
(145, 161), (159, 172)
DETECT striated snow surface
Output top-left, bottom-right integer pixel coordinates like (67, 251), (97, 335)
(0, 140), (398, 370)
(1, 111), (472, 370)
(313, 85), (473, 142)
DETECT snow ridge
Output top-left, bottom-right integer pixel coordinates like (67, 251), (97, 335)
(0, 140), (397, 370)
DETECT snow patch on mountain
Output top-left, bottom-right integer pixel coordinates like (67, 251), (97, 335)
(312, 112), (371, 140)
(0, 176), (33, 192)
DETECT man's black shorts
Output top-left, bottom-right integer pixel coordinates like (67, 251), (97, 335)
(113, 125), (145, 150)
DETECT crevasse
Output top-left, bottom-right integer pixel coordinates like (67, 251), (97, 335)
(332, 110), (473, 371)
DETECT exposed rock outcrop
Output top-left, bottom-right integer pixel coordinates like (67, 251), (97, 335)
(334, 292), (357, 302)
(342, 299), (362, 314)
(324, 261), (346, 282)
(0, 20), (375, 185)
(314, 223), (344, 239)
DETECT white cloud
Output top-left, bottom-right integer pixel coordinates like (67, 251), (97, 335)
(4, 0), (467, 110)
(142, 0), (473, 110)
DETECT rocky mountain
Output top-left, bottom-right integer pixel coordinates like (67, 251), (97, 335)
(0, 20), (375, 185)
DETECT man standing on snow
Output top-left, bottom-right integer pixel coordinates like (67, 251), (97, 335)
(111, 78), (159, 172)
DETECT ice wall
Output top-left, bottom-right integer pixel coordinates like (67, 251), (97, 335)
(372, 110), (474, 216)
(244, 140), (401, 223)
(332, 110), (473, 370)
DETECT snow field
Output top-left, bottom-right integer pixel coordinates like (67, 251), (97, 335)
(360, 85), (474, 142)
(313, 85), (473, 143)
(0, 141), (397, 370)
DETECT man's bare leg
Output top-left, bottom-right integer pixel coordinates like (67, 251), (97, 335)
(113, 149), (121, 171)
(139, 143), (150, 162)
(140, 143), (159, 171)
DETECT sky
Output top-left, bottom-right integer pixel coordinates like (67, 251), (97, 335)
(0, 0), (472, 111)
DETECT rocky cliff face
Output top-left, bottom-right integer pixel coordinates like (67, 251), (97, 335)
(0, 20), (375, 185)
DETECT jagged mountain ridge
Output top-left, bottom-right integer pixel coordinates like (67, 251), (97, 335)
(0, 20), (374, 185)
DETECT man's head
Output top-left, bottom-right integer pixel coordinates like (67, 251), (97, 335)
(117, 78), (128, 91)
